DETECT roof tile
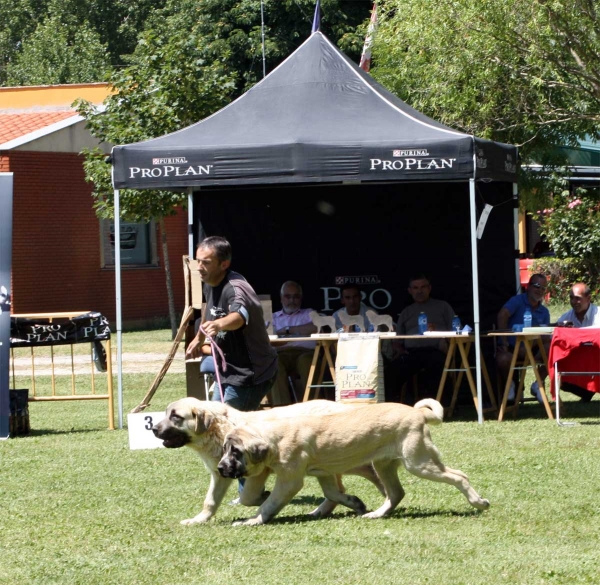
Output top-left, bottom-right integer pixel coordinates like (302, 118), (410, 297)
(0, 111), (79, 145)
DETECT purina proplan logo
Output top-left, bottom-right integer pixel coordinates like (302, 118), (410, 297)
(128, 156), (213, 179)
(369, 148), (456, 172)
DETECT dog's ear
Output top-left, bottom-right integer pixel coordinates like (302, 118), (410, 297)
(192, 409), (214, 434)
(247, 438), (270, 464)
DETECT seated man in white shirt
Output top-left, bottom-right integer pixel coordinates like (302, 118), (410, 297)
(270, 281), (317, 405)
(333, 283), (377, 331)
(557, 282), (600, 402)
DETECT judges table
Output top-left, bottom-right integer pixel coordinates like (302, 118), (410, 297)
(434, 334), (497, 418)
(273, 333), (496, 417)
(393, 333), (497, 418)
(270, 335), (337, 402)
(488, 330), (554, 421)
(549, 327), (600, 426)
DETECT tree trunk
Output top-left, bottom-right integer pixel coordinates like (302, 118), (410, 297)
(159, 217), (177, 339)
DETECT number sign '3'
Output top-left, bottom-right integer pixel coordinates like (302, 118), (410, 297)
(127, 411), (165, 450)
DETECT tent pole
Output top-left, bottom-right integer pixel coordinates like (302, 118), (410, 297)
(113, 188), (123, 429)
(260, 0), (266, 78)
(469, 178), (483, 424)
(187, 187), (194, 258)
(513, 183), (520, 293)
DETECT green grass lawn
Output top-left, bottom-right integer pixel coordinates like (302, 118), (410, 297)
(2, 324), (600, 585)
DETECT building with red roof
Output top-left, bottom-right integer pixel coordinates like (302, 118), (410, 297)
(0, 83), (187, 326)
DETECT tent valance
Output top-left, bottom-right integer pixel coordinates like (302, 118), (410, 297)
(112, 32), (517, 190)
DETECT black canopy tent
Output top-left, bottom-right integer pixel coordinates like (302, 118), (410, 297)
(113, 32), (516, 189)
(111, 31), (519, 424)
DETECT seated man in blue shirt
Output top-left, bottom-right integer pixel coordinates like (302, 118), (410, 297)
(496, 273), (551, 403)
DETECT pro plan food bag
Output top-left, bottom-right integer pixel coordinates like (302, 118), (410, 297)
(335, 334), (384, 403)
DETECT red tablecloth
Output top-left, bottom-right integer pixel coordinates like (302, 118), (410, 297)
(548, 328), (600, 398)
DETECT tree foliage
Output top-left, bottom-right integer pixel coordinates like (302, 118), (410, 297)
(5, 15), (110, 85)
(373, 0), (600, 207)
(142, 0), (373, 97)
(532, 256), (600, 302)
(532, 186), (600, 261)
(0, 0), (167, 85)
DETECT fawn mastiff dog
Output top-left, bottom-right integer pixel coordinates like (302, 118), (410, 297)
(152, 398), (384, 525)
(218, 399), (490, 526)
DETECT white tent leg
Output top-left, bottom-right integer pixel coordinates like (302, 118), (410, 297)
(113, 188), (123, 429)
(513, 183), (520, 294)
(187, 187), (194, 258)
(555, 363), (577, 427)
(469, 178), (483, 424)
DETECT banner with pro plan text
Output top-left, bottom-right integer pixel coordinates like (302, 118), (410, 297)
(0, 173), (14, 439)
(10, 312), (111, 347)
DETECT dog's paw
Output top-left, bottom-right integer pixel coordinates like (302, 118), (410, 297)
(361, 511), (383, 519)
(346, 495), (367, 515)
(232, 518), (263, 527)
(474, 499), (490, 511)
(180, 516), (209, 525)
(361, 507), (393, 519)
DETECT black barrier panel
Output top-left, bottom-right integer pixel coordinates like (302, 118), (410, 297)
(10, 312), (111, 347)
(9, 389), (29, 436)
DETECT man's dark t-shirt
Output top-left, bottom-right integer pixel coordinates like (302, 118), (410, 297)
(203, 270), (277, 387)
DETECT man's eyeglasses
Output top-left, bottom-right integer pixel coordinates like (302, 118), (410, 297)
(283, 294), (302, 300)
(530, 283), (547, 291)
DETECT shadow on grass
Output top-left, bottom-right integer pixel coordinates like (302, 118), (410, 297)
(230, 505), (483, 526)
(394, 507), (484, 520)
(16, 427), (108, 437)
(290, 494), (330, 506)
(447, 398), (600, 423)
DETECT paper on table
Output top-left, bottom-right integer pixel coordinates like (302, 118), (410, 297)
(522, 326), (554, 334)
(422, 330), (469, 337)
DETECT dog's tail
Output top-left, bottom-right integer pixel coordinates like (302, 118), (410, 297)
(413, 398), (444, 425)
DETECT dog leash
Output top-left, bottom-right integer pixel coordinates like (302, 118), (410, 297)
(199, 324), (227, 403)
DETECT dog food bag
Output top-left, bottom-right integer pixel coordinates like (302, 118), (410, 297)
(335, 333), (384, 403)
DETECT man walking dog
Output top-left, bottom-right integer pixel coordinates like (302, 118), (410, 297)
(185, 236), (278, 411)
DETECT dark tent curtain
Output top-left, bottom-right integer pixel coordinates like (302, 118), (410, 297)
(193, 181), (515, 328)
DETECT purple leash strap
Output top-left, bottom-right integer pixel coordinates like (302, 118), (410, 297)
(200, 324), (227, 403)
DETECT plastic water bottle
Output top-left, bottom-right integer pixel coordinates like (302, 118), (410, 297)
(418, 312), (428, 335)
(523, 308), (532, 329)
(451, 315), (461, 334)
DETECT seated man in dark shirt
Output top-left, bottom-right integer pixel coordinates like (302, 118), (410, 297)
(385, 274), (454, 404)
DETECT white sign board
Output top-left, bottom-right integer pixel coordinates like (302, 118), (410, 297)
(476, 204), (493, 239)
(127, 411), (165, 450)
